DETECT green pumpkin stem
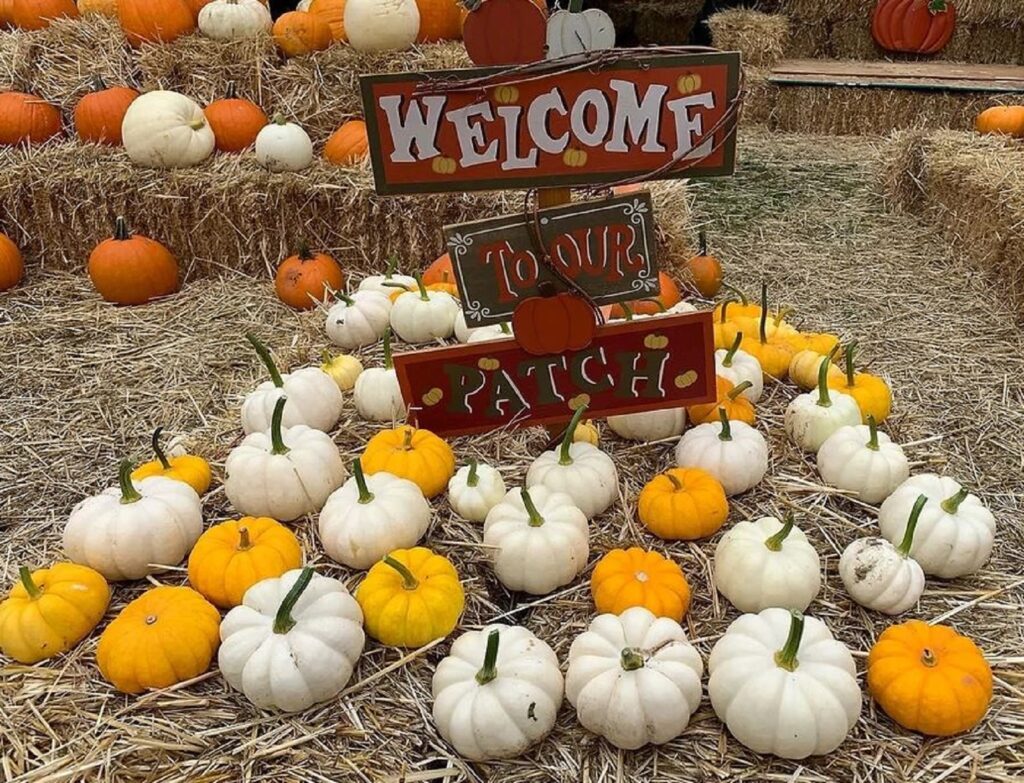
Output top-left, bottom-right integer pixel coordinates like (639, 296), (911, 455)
(897, 495), (928, 557)
(402, 427), (414, 450)
(273, 566), (315, 634)
(620, 302), (635, 321)
(727, 380), (752, 401)
(774, 610), (804, 672)
(719, 298), (735, 324)
(19, 566), (42, 599)
(150, 427), (172, 470)
(721, 283), (748, 306)
(620, 647), (646, 671)
(270, 396), (290, 456)
(90, 74), (107, 92)
(118, 459), (142, 504)
(941, 486), (970, 515)
(113, 216), (131, 242)
(521, 488), (544, 527)
(382, 327), (394, 371)
(816, 355), (833, 408)
(246, 333), (284, 388)
(758, 282), (769, 345)
(866, 415), (880, 451)
(467, 459), (480, 487)
(383, 555), (419, 590)
(764, 513), (795, 551)
(475, 629), (501, 685)
(385, 255), (399, 277)
(352, 459), (374, 504)
(414, 274), (430, 301)
(568, 0), (584, 13)
(723, 331), (742, 367)
(665, 471), (683, 491)
(558, 404), (587, 465)
(499, 322), (511, 335)
(844, 342), (857, 388)
(717, 407), (732, 441)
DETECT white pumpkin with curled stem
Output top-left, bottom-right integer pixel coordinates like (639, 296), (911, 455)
(219, 567), (365, 713)
(709, 609), (862, 759)
(785, 355), (861, 452)
(483, 486), (589, 595)
(878, 474), (995, 578)
(389, 275), (459, 343)
(817, 415), (909, 504)
(226, 396), (347, 521)
(526, 405), (618, 519)
(713, 514), (821, 612)
(198, 0), (272, 41)
(546, 0), (615, 58)
(432, 625), (564, 761)
(63, 460), (203, 581)
(325, 289), (391, 350)
(358, 256), (416, 297)
(675, 408), (768, 496)
(318, 460), (430, 569)
(715, 332), (763, 402)
(607, 406), (686, 442)
(240, 333), (343, 435)
(566, 607), (703, 750)
(448, 459), (506, 523)
(840, 495), (927, 615)
(320, 350), (363, 391)
(353, 328), (405, 422)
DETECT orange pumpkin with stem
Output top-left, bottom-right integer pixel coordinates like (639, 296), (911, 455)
(204, 82), (267, 153)
(827, 341), (892, 424)
(361, 425), (455, 499)
(274, 243), (345, 310)
(0, 232), (24, 292)
(0, 92), (62, 146)
(738, 283), (796, 379)
(11, 0), (79, 30)
(976, 106), (1024, 138)
(88, 217), (179, 305)
(273, 10), (332, 57)
(74, 76), (138, 146)
(423, 251), (455, 287)
(607, 272), (682, 317)
(324, 119), (369, 165)
(638, 467), (728, 541)
(118, 0), (196, 47)
(687, 375), (756, 425)
(591, 547), (691, 622)
(686, 230), (723, 298)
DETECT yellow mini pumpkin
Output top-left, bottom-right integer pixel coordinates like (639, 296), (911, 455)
(187, 517), (303, 608)
(591, 547), (691, 622)
(868, 620), (993, 736)
(97, 586), (220, 694)
(361, 425), (455, 499)
(789, 331), (840, 357)
(735, 286), (797, 379)
(0, 563), (110, 664)
(573, 418), (600, 446)
(321, 350), (363, 391)
(638, 468), (728, 541)
(687, 375), (756, 425)
(132, 427), (212, 495)
(713, 285), (762, 322)
(788, 348), (842, 391)
(827, 343), (892, 423)
(356, 547), (464, 648)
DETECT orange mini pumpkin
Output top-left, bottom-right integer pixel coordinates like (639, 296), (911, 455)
(204, 82), (268, 153)
(87, 217), (179, 305)
(0, 92), (62, 147)
(74, 76), (139, 146)
(638, 468), (728, 541)
(324, 119), (369, 166)
(10, 0), (79, 30)
(274, 244), (345, 310)
(687, 375), (756, 425)
(607, 272), (682, 317)
(591, 547), (691, 622)
(976, 106), (1024, 138)
(118, 0), (195, 47)
(686, 230), (723, 298)
(416, 0), (462, 42)
(868, 620), (993, 736)
(309, 0), (346, 40)
(0, 232), (24, 292)
(273, 10), (332, 57)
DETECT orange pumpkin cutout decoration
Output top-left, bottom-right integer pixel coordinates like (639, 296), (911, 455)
(204, 82), (268, 153)
(88, 217), (179, 305)
(462, 0), (546, 66)
(868, 620), (993, 736)
(591, 547), (691, 622)
(10, 0), (79, 30)
(118, 0), (196, 48)
(309, 0), (347, 41)
(871, 0), (956, 55)
(74, 76), (139, 146)
(422, 251), (454, 286)
(273, 10), (332, 57)
(274, 243), (345, 310)
(976, 106), (1024, 138)
(687, 375), (756, 425)
(0, 232), (24, 292)
(324, 119), (369, 166)
(416, 0), (462, 42)
(0, 92), (62, 147)
(686, 230), (723, 298)
(512, 284), (597, 356)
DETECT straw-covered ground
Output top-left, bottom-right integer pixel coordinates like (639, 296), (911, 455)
(1, 130), (1023, 782)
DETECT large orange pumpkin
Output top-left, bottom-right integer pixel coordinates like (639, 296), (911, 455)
(607, 271), (682, 317)
(309, 0), (346, 41)
(274, 244), (345, 310)
(422, 251), (454, 287)
(182, 0), (216, 16)
(73, 76), (138, 146)
(273, 10), (332, 57)
(0, 232), (24, 292)
(10, 0), (79, 30)
(417, 0), (461, 42)
(976, 106), (1024, 138)
(88, 217), (179, 305)
(324, 119), (369, 166)
(204, 82), (267, 153)
(0, 92), (62, 147)
(77, 0), (119, 16)
(118, 0), (196, 47)
(0, 0), (13, 28)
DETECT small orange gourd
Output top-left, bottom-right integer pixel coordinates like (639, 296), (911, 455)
(361, 425), (455, 499)
(827, 342), (892, 424)
(422, 251), (455, 287)
(591, 547), (691, 622)
(685, 230), (723, 298)
(637, 468), (728, 541)
(87, 217), (179, 305)
(274, 244), (345, 310)
(131, 427), (212, 494)
(324, 119), (369, 166)
(203, 82), (268, 153)
(607, 272), (682, 317)
(687, 375), (756, 425)
(738, 283), (796, 380)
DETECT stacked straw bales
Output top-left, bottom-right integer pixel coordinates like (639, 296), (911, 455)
(591, 0), (705, 46)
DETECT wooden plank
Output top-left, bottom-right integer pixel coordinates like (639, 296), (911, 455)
(768, 58), (1024, 94)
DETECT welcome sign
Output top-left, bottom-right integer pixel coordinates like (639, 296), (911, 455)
(360, 51), (741, 194)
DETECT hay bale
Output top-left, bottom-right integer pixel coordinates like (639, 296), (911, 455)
(831, 18), (1024, 64)
(955, 0), (1024, 25)
(592, 0), (704, 46)
(738, 67), (776, 127)
(787, 25), (832, 58)
(779, 0), (862, 24)
(707, 10), (790, 68)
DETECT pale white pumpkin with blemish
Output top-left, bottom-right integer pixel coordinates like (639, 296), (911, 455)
(344, 0), (420, 53)
(389, 278), (458, 343)
(121, 90), (215, 169)
(607, 407), (686, 442)
(675, 409), (767, 496)
(358, 260), (415, 297)
(448, 460), (506, 523)
(255, 116), (313, 172)
(816, 416), (909, 504)
(198, 0), (272, 41)
(785, 356), (861, 452)
(325, 290), (391, 350)
(566, 607), (702, 750)
(715, 332), (762, 402)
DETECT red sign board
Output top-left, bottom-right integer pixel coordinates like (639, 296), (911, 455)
(392, 312), (716, 436)
(359, 51), (741, 195)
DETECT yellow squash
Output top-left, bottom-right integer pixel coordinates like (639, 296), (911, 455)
(637, 468), (729, 540)
(0, 563), (110, 664)
(827, 343), (892, 423)
(132, 427), (212, 495)
(361, 425), (455, 499)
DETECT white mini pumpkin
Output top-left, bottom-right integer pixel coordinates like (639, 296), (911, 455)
(318, 461), (430, 569)
(225, 397), (347, 521)
(546, 3), (615, 58)
(467, 323), (514, 343)
(817, 417), (909, 504)
(526, 407), (618, 519)
(606, 407), (686, 442)
(453, 310), (479, 343)
(708, 609), (861, 759)
(715, 332), (763, 402)
(325, 290), (391, 350)
(255, 116), (313, 172)
(389, 278), (458, 343)
(840, 495), (927, 615)
(878, 473), (995, 579)
(448, 460), (506, 523)
(675, 409), (768, 496)
(566, 607), (702, 750)
(241, 333), (343, 435)
(432, 625), (564, 761)
(219, 567), (365, 712)
(353, 327), (405, 422)
(785, 356), (861, 452)
(344, 0), (419, 53)
(358, 259), (416, 297)
(198, 0), (272, 41)
(483, 486), (589, 595)
(121, 90), (215, 169)
(63, 461), (203, 581)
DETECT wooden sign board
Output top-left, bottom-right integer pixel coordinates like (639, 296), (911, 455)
(392, 312), (715, 437)
(445, 192), (659, 328)
(360, 51), (741, 195)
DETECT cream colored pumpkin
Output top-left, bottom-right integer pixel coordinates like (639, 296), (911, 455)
(344, 0), (419, 53)
(198, 0), (271, 41)
(255, 116), (313, 172)
(121, 91), (215, 169)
